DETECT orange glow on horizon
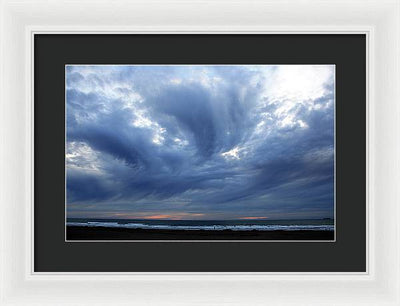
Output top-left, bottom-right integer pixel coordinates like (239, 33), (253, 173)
(108, 213), (270, 220)
(143, 213), (206, 220)
(239, 216), (269, 220)
(110, 213), (206, 220)
(144, 214), (177, 220)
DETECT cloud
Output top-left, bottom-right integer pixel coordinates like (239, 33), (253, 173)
(66, 65), (335, 220)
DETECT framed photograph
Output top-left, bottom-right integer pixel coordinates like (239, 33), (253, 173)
(65, 63), (336, 242)
(1, 0), (399, 305)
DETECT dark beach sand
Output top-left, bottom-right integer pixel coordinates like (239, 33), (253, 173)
(67, 226), (334, 240)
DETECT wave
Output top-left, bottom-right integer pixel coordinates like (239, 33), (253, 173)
(67, 221), (334, 231)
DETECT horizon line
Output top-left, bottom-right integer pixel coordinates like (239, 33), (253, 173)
(66, 217), (334, 221)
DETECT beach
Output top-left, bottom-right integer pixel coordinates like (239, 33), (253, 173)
(66, 226), (334, 240)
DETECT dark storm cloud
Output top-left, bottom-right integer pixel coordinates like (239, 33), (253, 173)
(66, 65), (335, 219)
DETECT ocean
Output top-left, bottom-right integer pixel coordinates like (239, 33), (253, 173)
(67, 218), (334, 231)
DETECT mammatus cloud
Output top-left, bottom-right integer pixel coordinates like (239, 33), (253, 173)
(66, 65), (335, 220)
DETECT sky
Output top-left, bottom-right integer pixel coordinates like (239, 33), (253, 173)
(66, 65), (335, 220)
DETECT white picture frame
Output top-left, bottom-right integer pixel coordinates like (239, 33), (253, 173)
(1, 0), (399, 305)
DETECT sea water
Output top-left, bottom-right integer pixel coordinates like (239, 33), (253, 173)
(67, 218), (334, 231)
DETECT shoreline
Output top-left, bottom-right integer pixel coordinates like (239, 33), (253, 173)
(66, 226), (335, 241)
